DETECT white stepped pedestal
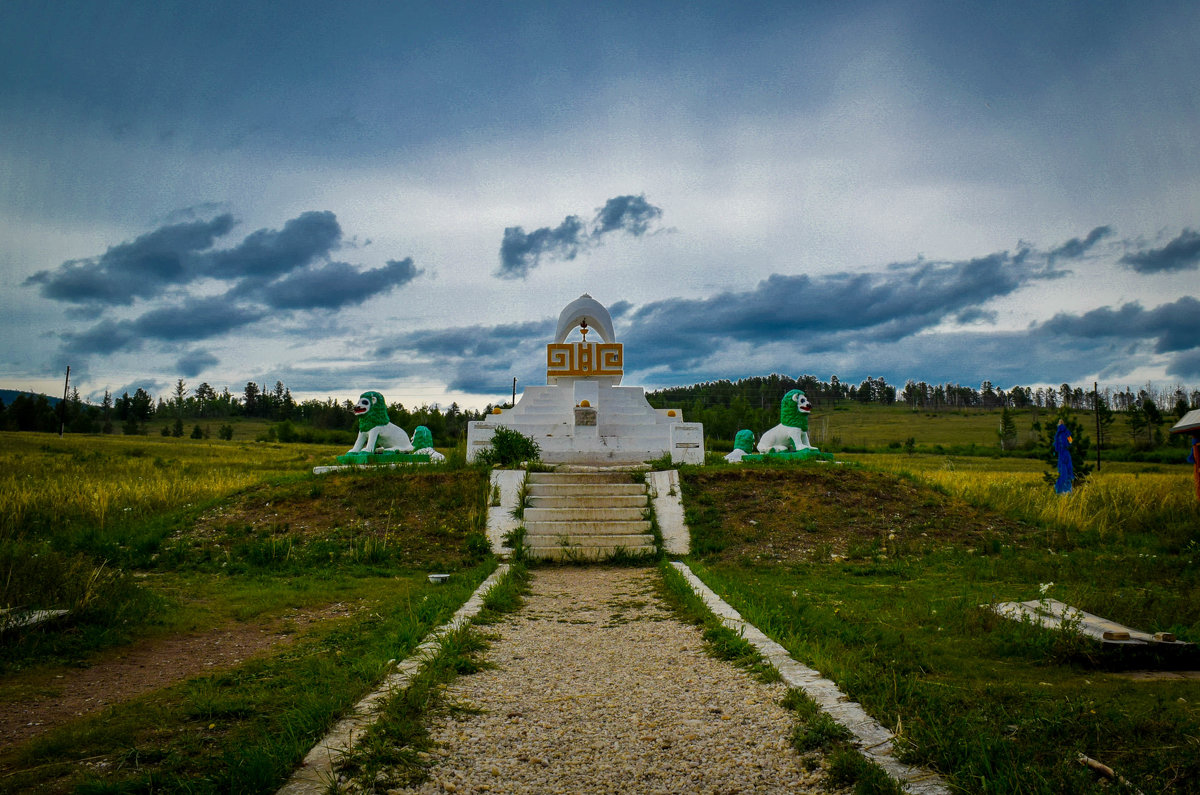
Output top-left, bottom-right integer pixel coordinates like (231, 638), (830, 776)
(468, 381), (704, 465)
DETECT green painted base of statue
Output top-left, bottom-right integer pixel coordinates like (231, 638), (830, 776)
(736, 448), (835, 464)
(336, 450), (435, 465)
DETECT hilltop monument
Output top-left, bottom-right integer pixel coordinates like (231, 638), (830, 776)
(466, 294), (705, 465)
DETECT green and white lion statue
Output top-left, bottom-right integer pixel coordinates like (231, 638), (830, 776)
(725, 429), (757, 462)
(347, 391), (414, 454)
(757, 389), (813, 453)
(411, 425), (445, 462)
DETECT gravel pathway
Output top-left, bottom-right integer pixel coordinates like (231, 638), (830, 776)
(394, 567), (832, 794)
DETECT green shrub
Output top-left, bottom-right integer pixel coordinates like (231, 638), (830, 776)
(464, 532), (492, 561)
(475, 426), (540, 467)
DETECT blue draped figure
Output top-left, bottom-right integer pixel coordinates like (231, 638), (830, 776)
(1053, 420), (1073, 494)
(1190, 436), (1199, 503)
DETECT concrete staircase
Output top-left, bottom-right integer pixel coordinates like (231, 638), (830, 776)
(522, 472), (657, 561)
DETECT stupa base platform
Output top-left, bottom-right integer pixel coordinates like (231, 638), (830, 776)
(536, 447), (688, 467)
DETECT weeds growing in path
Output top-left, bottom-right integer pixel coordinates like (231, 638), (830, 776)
(330, 565), (528, 792)
(658, 562), (907, 792)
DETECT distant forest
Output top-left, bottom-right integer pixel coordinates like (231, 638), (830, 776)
(0, 379), (491, 443)
(2, 373), (1196, 448)
(645, 373), (1199, 447)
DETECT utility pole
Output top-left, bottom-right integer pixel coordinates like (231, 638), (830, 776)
(60, 365), (70, 437)
(512, 377), (517, 408)
(1094, 381), (1101, 472)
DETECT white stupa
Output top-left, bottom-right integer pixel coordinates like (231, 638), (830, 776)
(466, 294), (705, 465)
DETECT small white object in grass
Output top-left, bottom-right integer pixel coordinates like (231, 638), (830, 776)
(428, 573), (450, 584)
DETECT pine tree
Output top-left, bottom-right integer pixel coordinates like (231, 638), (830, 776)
(998, 407), (1017, 450)
(101, 390), (114, 434)
(1094, 393), (1115, 450)
(243, 382), (260, 416)
(1126, 403), (1148, 447)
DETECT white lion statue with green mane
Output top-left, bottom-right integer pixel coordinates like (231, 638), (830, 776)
(347, 391), (414, 454)
(757, 389), (813, 453)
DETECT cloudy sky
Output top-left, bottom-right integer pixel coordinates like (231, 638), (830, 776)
(2, 1), (1198, 409)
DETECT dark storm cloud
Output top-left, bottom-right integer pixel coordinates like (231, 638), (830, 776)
(134, 297), (259, 341)
(62, 297), (259, 354)
(441, 359), (546, 395)
(27, 211), (346, 306)
(63, 319), (142, 355)
(1120, 228), (1200, 273)
(1048, 225), (1111, 262)
(1168, 349), (1200, 379)
(345, 222), (1200, 394)
(593, 195), (663, 236)
(607, 300), (633, 318)
(401, 246), (1074, 390)
(343, 224), (1200, 396)
(853, 331), (1125, 386)
(377, 319), (554, 359)
(1039, 297), (1200, 354)
(497, 216), (588, 279)
(254, 258), (422, 310)
(955, 307), (998, 324)
(584, 326), (1136, 394)
(39, 210), (422, 358)
(24, 214), (236, 305)
(621, 251), (1042, 361)
(372, 319), (556, 396)
(176, 349), (219, 377)
(204, 210), (342, 280)
(496, 195), (665, 279)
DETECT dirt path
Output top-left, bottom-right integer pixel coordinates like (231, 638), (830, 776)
(0, 605), (352, 750)
(383, 567), (832, 793)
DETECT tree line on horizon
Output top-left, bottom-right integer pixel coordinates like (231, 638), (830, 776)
(2, 372), (1196, 451)
(0, 379), (491, 443)
(645, 373), (1199, 450)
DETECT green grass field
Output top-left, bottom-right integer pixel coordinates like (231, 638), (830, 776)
(0, 431), (491, 792)
(1, 410), (1198, 793)
(810, 402), (1191, 458)
(679, 458), (1199, 794)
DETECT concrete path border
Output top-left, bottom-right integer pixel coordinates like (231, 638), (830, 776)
(647, 470), (689, 555)
(486, 470), (525, 555)
(671, 562), (951, 795)
(276, 564), (511, 795)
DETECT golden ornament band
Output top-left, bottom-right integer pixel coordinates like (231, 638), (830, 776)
(547, 342), (624, 378)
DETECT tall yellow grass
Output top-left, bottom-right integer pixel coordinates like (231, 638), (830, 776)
(846, 453), (1198, 537)
(0, 432), (341, 538)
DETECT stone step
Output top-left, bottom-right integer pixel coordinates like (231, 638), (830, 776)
(524, 544), (657, 561)
(525, 533), (655, 548)
(524, 507), (647, 523)
(517, 471), (656, 563)
(524, 520), (652, 536)
(527, 472), (636, 484)
(527, 483), (647, 497)
(528, 495), (647, 509)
